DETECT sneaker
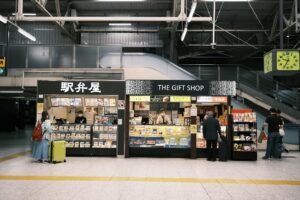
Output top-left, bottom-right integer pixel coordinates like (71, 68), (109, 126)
(262, 156), (270, 160)
(285, 149), (289, 153)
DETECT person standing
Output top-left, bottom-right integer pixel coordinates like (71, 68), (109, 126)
(203, 111), (221, 161)
(262, 108), (283, 160)
(276, 109), (288, 154)
(32, 111), (52, 162)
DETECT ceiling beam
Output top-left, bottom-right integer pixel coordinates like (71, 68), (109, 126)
(29, 0), (76, 41)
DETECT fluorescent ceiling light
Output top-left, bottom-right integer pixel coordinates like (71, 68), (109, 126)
(181, 27), (188, 41)
(17, 28), (36, 41)
(12, 13), (36, 16)
(187, 0), (197, 23)
(109, 23), (132, 26)
(200, 0), (254, 2)
(0, 15), (7, 24)
(0, 91), (24, 94)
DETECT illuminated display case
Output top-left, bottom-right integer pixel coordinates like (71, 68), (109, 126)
(92, 125), (117, 148)
(231, 109), (257, 161)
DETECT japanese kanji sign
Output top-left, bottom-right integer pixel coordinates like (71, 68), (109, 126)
(60, 82), (102, 93)
(37, 81), (125, 97)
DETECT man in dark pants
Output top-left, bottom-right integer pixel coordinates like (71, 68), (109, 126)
(262, 108), (283, 160)
(203, 111), (221, 161)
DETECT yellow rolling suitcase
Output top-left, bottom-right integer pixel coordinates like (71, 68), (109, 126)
(48, 140), (66, 163)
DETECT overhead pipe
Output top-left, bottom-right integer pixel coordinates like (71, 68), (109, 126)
(13, 16), (212, 22)
(177, 29), (271, 32)
(77, 28), (270, 33)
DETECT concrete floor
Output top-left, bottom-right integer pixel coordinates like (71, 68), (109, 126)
(0, 129), (299, 200)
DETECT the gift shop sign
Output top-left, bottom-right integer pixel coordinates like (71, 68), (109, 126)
(126, 80), (236, 96)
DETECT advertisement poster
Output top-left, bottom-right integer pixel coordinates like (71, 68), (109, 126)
(190, 125), (197, 134)
(118, 100), (125, 110)
(37, 103), (44, 113)
(190, 106), (197, 117)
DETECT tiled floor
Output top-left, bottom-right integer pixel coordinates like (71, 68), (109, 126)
(0, 130), (299, 200)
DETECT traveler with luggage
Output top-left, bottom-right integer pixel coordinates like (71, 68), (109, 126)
(203, 111), (222, 161)
(32, 111), (52, 163)
(262, 108), (283, 160)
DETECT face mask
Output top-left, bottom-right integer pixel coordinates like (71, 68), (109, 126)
(78, 114), (83, 117)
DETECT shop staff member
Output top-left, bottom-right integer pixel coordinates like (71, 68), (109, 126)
(75, 111), (87, 124)
(156, 109), (171, 125)
(203, 111), (221, 161)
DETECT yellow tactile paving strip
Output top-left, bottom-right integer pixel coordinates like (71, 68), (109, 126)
(0, 151), (31, 163)
(0, 151), (299, 186)
(0, 175), (299, 186)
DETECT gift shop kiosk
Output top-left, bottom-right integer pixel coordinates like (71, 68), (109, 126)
(37, 80), (125, 156)
(125, 80), (236, 158)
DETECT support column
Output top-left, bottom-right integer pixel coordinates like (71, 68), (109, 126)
(211, 0), (216, 48)
(279, 0), (284, 49)
(17, 0), (23, 17)
(296, 0), (299, 33)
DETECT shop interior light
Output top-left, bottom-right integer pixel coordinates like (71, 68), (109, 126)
(12, 13), (37, 16)
(187, 0), (197, 23)
(0, 91), (24, 94)
(0, 15), (7, 24)
(181, 27), (188, 41)
(17, 28), (36, 42)
(109, 23), (132, 26)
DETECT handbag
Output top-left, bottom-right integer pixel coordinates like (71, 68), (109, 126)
(258, 131), (267, 143)
(279, 128), (285, 136)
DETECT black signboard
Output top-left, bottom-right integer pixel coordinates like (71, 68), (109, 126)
(38, 81), (125, 98)
(126, 80), (236, 96)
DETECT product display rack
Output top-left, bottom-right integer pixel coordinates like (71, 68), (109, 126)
(50, 124), (117, 156)
(129, 125), (190, 148)
(231, 109), (257, 161)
